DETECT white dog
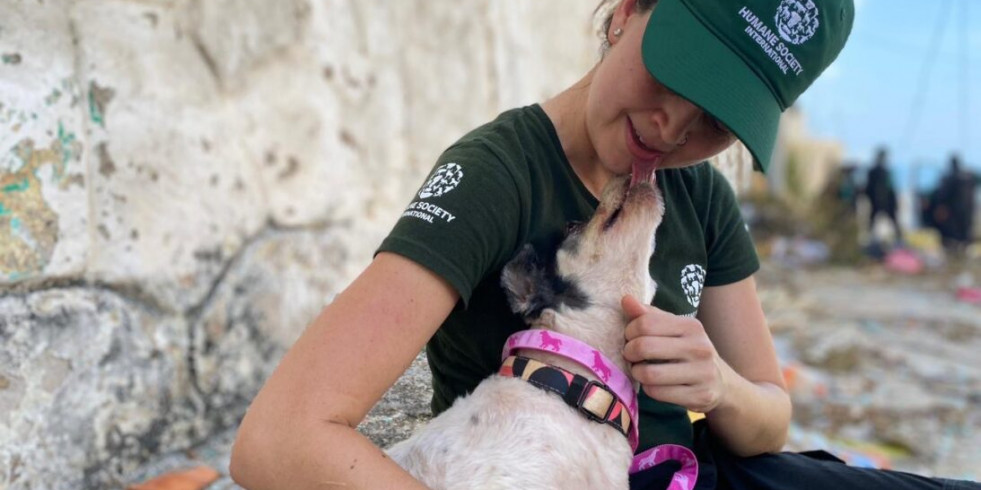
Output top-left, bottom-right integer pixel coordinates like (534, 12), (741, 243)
(386, 174), (665, 489)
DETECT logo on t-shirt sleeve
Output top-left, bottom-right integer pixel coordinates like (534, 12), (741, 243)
(680, 264), (706, 309)
(419, 163), (464, 198)
(402, 163), (462, 224)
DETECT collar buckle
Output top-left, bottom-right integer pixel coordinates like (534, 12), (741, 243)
(577, 379), (617, 423)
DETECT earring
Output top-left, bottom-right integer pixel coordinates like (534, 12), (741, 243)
(613, 28), (623, 37)
(678, 134), (689, 146)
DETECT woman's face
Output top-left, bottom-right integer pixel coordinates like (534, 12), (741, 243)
(586, 7), (737, 175)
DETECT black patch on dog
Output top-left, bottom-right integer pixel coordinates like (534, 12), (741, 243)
(551, 274), (589, 312)
(501, 243), (590, 320)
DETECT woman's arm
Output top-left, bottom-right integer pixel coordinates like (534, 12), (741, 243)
(622, 275), (790, 457)
(696, 275), (791, 456)
(230, 252), (459, 489)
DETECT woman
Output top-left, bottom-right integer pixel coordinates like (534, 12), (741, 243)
(230, 0), (976, 488)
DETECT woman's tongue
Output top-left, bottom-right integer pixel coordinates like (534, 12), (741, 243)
(631, 159), (659, 187)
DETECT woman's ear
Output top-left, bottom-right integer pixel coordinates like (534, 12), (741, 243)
(609, 0), (640, 40)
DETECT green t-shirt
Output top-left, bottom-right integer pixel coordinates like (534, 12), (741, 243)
(377, 105), (760, 452)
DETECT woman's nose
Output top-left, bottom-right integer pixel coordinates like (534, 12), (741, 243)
(652, 98), (702, 147)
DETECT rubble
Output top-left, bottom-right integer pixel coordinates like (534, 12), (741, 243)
(760, 260), (980, 479)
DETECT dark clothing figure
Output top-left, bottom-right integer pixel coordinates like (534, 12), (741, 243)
(864, 150), (903, 243)
(929, 156), (978, 256)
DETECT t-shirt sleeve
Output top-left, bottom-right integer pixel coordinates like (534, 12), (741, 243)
(702, 166), (760, 287)
(376, 142), (523, 306)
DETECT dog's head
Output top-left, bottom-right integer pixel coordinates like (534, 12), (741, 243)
(501, 175), (664, 354)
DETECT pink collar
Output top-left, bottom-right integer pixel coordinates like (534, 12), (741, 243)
(502, 329), (639, 450)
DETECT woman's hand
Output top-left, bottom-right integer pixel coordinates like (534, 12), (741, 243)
(621, 294), (731, 414)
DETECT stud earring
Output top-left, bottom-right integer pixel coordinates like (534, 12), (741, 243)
(613, 28), (623, 37)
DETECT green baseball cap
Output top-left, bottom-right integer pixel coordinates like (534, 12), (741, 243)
(642, 0), (854, 172)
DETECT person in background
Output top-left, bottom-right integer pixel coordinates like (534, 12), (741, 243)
(864, 147), (903, 246)
(931, 153), (979, 258)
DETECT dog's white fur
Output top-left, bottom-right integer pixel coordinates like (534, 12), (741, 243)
(386, 176), (665, 489)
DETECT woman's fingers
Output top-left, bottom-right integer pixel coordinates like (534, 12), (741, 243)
(623, 306), (696, 340)
(622, 335), (686, 363)
(621, 307), (726, 413)
(639, 384), (720, 414)
(630, 355), (715, 386)
(620, 294), (650, 321)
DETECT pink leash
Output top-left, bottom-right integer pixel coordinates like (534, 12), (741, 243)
(630, 444), (699, 489)
(503, 330), (698, 489)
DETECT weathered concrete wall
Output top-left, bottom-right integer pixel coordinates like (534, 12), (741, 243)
(0, 1), (748, 488)
(0, 1), (602, 487)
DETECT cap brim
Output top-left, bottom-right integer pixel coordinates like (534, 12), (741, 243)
(642, 0), (780, 172)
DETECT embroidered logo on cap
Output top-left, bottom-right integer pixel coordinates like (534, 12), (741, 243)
(419, 163), (464, 198)
(775, 0), (820, 45)
(738, 6), (806, 77)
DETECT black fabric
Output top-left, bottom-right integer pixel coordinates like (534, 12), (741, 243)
(628, 421), (981, 490)
(630, 460), (683, 489)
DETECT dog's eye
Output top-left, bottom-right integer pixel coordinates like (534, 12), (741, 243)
(565, 221), (584, 235)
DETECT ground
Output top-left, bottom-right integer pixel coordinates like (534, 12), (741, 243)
(757, 259), (979, 480)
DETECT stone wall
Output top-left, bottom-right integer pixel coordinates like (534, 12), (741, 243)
(0, 1), (748, 488)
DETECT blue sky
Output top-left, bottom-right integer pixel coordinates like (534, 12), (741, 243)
(796, 0), (981, 188)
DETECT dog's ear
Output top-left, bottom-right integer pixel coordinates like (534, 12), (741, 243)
(500, 244), (554, 319)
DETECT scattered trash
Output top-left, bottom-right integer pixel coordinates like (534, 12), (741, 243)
(770, 235), (830, 267)
(837, 449), (888, 469)
(952, 272), (981, 304)
(786, 423), (908, 470)
(782, 362), (829, 400)
(761, 259), (980, 480)
(905, 229), (943, 255)
(126, 466), (220, 490)
(884, 248), (924, 274)
(834, 439), (909, 470)
(905, 229), (946, 269)
(955, 287), (981, 304)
